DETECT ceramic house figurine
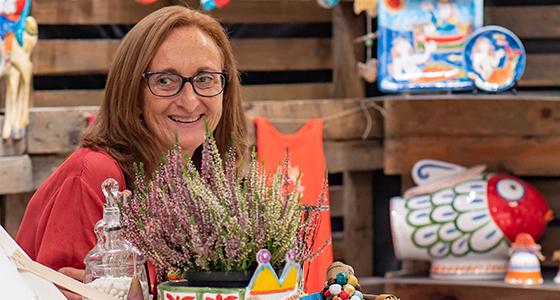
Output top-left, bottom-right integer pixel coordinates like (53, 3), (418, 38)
(553, 250), (560, 284)
(390, 160), (553, 280)
(505, 233), (544, 285)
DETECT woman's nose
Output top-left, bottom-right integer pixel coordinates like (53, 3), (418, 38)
(176, 83), (200, 111)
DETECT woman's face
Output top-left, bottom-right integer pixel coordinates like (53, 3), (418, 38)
(143, 26), (224, 156)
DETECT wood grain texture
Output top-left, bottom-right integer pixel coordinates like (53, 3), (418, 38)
(33, 90), (105, 107)
(485, 6), (560, 39)
(324, 140), (383, 173)
(242, 83), (334, 101)
(33, 83), (336, 107)
(521, 54), (560, 87)
(33, 0), (331, 25)
(385, 136), (560, 176)
(342, 171), (373, 276)
(27, 106), (98, 154)
(332, 3), (365, 98)
(0, 155), (33, 194)
(32, 0), (165, 24)
(33, 38), (332, 75)
(385, 96), (560, 137)
(174, 0), (332, 24)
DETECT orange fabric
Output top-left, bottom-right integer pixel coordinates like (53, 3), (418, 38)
(254, 117), (333, 293)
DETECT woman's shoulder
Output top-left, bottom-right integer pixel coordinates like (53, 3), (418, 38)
(54, 147), (126, 188)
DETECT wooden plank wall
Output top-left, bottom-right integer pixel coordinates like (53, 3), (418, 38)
(30, 0), (345, 106)
(0, 0), (382, 278)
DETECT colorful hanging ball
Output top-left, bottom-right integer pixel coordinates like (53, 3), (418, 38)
(347, 275), (359, 287)
(343, 284), (355, 296)
(353, 291), (364, 300)
(201, 0), (216, 11)
(333, 297), (342, 300)
(336, 272), (348, 285)
(339, 291), (349, 300)
(329, 284), (342, 296)
(350, 296), (361, 300)
(317, 0), (341, 9)
(136, 0), (158, 4)
(324, 290), (332, 298)
(215, 0), (230, 7)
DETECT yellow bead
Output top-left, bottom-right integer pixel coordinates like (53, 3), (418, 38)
(347, 275), (359, 287)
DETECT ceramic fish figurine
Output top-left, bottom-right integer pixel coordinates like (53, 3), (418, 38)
(505, 233), (544, 285)
(391, 159), (553, 279)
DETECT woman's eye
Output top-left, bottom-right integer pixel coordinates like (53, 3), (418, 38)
(157, 77), (173, 86)
(196, 75), (214, 84)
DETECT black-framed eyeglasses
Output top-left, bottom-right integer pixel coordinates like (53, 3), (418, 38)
(143, 71), (228, 98)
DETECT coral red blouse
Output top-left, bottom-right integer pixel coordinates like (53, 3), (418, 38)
(16, 148), (126, 271)
(255, 117), (334, 293)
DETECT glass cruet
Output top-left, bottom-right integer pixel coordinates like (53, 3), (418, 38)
(83, 178), (149, 300)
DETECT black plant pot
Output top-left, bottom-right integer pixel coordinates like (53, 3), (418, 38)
(182, 271), (253, 288)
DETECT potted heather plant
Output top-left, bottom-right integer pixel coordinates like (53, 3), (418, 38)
(118, 132), (329, 296)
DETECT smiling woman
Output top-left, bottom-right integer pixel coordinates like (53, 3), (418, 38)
(142, 26), (225, 156)
(15, 6), (248, 300)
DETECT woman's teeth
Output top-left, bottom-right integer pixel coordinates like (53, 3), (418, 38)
(169, 115), (203, 123)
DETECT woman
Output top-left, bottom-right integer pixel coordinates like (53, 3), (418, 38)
(16, 6), (248, 299)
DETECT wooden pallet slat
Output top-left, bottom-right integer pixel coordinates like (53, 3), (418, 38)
(33, 0), (331, 25)
(33, 40), (120, 75)
(0, 155), (33, 194)
(27, 106), (98, 154)
(324, 140), (383, 173)
(33, 38), (332, 75)
(242, 83), (334, 102)
(520, 54), (560, 87)
(384, 136), (560, 176)
(33, 90), (105, 107)
(385, 96), (560, 137)
(32, 0), (165, 25)
(485, 6), (560, 39)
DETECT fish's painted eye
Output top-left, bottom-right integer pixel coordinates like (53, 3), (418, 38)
(496, 179), (525, 202)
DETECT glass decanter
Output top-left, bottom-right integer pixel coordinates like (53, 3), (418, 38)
(83, 178), (149, 300)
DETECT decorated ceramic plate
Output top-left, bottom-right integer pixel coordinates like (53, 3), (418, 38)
(378, 0), (483, 92)
(463, 25), (526, 92)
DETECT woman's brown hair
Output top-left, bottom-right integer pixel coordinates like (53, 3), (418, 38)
(81, 5), (248, 183)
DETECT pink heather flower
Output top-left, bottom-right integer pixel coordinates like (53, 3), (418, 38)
(119, 134), (330, 273)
